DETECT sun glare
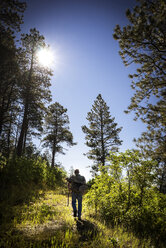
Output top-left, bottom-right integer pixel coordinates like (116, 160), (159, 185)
(37, 48), (54, 67)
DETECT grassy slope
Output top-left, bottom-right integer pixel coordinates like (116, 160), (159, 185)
(0, 190), (153, 248)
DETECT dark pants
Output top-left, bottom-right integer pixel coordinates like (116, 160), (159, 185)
(72, 192), (82, 218)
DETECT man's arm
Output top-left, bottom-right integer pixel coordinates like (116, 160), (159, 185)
(82, 176), (86, 184)
(66, 177), (71, 183)
(66, 175), (74, 183)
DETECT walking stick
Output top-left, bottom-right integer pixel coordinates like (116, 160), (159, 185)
(67, 182), (70, 206)
(67, 190), (69, 206)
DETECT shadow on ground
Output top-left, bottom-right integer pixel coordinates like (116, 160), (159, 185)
(0, 221), (73, 248)
(76, 219), (99, 241)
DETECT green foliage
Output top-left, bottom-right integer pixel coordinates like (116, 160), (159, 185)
(42, 102), (76, 167)
(113, 0), (166, 117)
(46, 166), (67, 189)
(0, 153), (7, 170)
(0, 0), (26, 157)
(113, 0), (166, 189)
(85, 150), (166, 246)
(0, 191), (153, 248)
(0, 192), (75, 248)
(82, 94), (122, 172)
(0, 157), (46, 186)
(0, 0), (26, 32)
(0, 156), (67, 205)
(16, 28), (52, 156)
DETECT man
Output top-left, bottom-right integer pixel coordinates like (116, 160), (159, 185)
(66, 169), (86, 220)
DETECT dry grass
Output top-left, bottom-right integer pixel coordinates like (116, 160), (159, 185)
(0, 190), (155, 248)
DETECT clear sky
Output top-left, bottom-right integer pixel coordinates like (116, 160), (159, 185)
(21, 0), (146, 181)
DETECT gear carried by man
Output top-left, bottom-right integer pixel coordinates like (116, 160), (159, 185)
(66, 169), (88, 221)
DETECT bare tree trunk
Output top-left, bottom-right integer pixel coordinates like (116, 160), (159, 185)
(6, 117), (12, 158)
(100, 110), (105, 166)
(51, 149), (55, 167)
(17, 102), (28, 156)
(16, 47), (34, 157)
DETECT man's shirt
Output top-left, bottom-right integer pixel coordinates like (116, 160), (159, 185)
(67, 174), (86, 193)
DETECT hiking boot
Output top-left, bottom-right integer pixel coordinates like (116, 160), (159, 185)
(78, 217), (81, 221)
(73, 210), (77, 217)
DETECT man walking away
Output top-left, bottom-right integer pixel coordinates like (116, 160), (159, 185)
(66, 169), (86, 220)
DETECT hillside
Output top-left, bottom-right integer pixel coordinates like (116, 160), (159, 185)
(0, 190), (156, 248)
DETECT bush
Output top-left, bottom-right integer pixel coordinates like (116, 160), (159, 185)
(0, 156), (67, 204)
(85, 172), (166, 245)
(0, 157), (47, 187)
(46, 166), (66, 189)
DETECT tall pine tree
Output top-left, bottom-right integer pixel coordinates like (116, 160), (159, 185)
(0, 0), (26, 156)
(16, 28), (52, 156)
(42, 102), (76, 167)
(113, 0), (166, 119)
(113, 0), (166, 192)
(82, 94), (122, 172)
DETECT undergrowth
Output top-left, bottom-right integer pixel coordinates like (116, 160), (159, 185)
(0, 190), (158, 248)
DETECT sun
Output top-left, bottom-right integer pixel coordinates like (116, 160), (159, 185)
(37, 47), (54, 67)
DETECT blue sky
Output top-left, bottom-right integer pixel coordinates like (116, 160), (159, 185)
(22, 0), (146, 180)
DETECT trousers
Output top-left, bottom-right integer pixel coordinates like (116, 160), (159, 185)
(72, 192), (82, 218)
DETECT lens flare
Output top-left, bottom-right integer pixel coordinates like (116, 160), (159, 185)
(37, 48), (54, 67)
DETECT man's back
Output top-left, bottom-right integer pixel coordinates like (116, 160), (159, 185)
(69, 174), (86, 193)
(67, 169), (86, 220)
(72, 174), (85, 183)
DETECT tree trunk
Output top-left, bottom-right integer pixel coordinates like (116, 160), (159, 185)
(0, 101), (5, 136)
(159, 166), (166, 194)
(6, 117), (12, 158)
(51, 136), (56, 167)
(23, 121), (28, 152)
(100, 110), (105, 166)
(51, 149), (55, 167)
(51, 125), (58, 167)
(16, 47), (34, 157)
(16, 102), (29, 156)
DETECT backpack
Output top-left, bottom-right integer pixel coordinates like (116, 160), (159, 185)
(69, 174), (89, 195)
(71, 182), (89, 195)
(79, 184), (89, 195)
(72, 182), (83, 193)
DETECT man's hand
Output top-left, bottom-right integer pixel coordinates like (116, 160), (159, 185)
(66, 177), (72, 183)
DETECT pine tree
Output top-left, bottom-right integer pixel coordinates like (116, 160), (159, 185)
(113, 0), (166, 191)
(82, 94), (122, 172)
(113, 0), (166, 119)
(134, 94), (166, 193)
(16, 28), (52, 156)
(0, 0), (26, 155)
(42, 102), (76, 167)
(0, 0), (26, 33)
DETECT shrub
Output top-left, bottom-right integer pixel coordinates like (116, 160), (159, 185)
(0, 156), (67, 204)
